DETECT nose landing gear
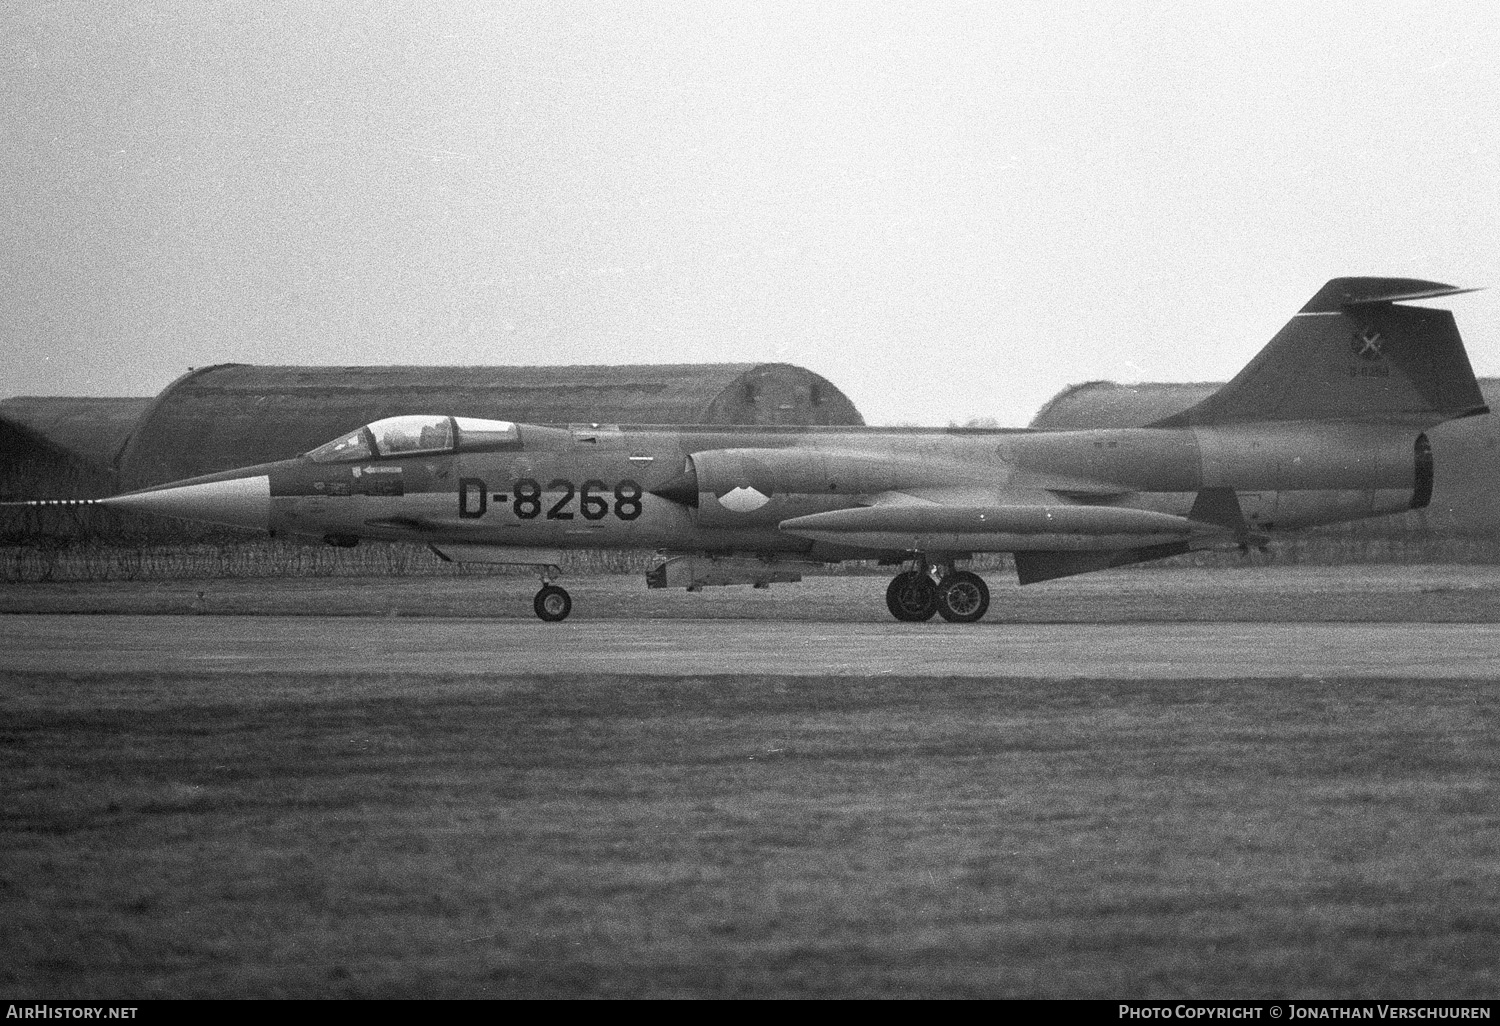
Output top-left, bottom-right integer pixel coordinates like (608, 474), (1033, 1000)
(528, 563), (570, 622)
(533, 583), (572, 622)
(425, 545), (574, 622)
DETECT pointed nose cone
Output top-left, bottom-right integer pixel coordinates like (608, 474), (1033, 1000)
(100, 475), (271, 531)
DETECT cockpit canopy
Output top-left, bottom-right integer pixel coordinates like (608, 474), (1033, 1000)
(306, 415), (520, 462)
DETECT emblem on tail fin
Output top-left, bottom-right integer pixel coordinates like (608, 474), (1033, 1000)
(1350, 326), (1384, 361)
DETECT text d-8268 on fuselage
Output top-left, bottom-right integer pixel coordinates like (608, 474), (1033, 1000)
(456, 477), (644, 521)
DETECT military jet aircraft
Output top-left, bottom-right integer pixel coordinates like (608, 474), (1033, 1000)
(20, 277), (1487, 622)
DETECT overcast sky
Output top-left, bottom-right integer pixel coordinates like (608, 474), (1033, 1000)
(4, 1), (1498, 426)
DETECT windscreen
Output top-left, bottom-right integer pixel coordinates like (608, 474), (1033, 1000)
(306, 427), (375, 463)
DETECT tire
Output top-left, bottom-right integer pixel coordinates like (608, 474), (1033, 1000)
(534, 584), (572, 622)
(936, 570), (989, 623)
(885, 571), (939, 622)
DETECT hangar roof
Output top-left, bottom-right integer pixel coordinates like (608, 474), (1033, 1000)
(1028, 381), (1220, 430)
(0, 396), (152, 472)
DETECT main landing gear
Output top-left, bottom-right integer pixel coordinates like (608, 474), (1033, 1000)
(885, 561), (990, 624)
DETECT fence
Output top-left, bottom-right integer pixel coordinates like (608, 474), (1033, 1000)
(7, 529), (1500, 583)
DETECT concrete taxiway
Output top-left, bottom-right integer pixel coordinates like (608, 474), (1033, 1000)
(2, 615), (1497, 679)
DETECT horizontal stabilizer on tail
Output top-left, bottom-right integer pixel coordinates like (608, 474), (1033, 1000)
(1302, 278), (1480, 310)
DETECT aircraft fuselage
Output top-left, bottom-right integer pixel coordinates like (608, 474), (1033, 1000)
(218, 419), (1428, 558)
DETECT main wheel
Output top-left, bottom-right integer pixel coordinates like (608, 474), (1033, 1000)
(936, 570), (990, 623)
(533, 584), (572, 622)
(886, 571), (939, 622)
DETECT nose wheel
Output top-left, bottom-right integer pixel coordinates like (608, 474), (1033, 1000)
(533, 583), (572, 622)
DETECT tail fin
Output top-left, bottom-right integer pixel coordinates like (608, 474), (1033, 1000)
(1152, 277), (1487, 427)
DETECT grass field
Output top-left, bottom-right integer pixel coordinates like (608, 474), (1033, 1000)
(3, 667), (1500, 999)
(6, 567), (1500, 998)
